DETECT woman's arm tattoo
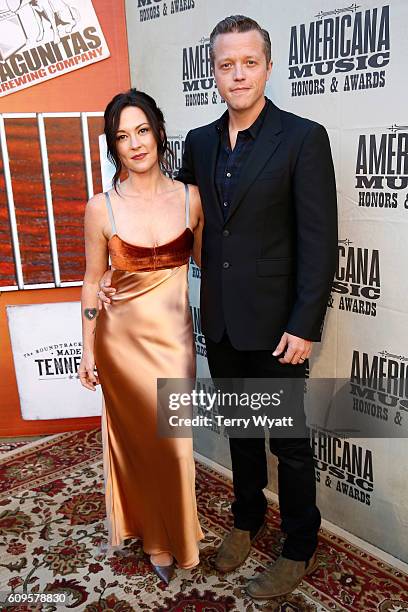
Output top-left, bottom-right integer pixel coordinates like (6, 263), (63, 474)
(84, 308), (98, 320)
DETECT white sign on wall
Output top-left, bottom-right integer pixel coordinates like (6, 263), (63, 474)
(7, 302), (102, 419)
(0, 0), (110, 97)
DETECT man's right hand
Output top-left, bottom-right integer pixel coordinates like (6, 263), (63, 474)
(98, 268), (116, 309)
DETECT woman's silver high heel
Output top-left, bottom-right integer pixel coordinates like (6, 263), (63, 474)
(151, 561), (175, 584)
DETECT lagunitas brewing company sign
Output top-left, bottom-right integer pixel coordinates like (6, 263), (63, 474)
(136, 0), (195, 23)
(311, 429), (374, 506)
(0, 0), (109, 97)
(288, 3), (390, 98)
(329, 239), (381, 317)
(182, 36), (224, 107)
(355, 125), (408, 210)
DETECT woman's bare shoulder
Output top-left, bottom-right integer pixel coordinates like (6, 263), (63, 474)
(86, 192), (107, 213)
(187, 183), (199, 195)
(168, 179), (186, 191)
(87, 191), (106, 205)
(187, 184), (201, 209)
(84, 193), (110, 233)
(172, 181), (200, 200)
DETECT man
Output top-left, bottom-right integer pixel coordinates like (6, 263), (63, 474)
(179, 15), (337, 598)
(100, 15), (337, 599)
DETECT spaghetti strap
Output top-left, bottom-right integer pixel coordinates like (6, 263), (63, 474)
(104, 192), (117, 235)
(184, 184), (190, 229)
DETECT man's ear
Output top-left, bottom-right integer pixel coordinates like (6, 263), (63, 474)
(266, 60), (273, 80)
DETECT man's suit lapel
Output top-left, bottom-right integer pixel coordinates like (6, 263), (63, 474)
(226, 102), (283, 223)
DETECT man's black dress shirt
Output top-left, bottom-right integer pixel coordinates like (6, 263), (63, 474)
(215, 98), (269, 220)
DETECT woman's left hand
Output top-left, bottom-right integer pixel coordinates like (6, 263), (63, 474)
(78, 352), (100, 391)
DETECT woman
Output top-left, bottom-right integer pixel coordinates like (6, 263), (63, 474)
(78, 89), (204, 583)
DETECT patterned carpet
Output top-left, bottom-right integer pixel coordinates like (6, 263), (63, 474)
(0, 430), (407, 611)
(0, 441), (30, 456)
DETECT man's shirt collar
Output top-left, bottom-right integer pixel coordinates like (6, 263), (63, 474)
(215, 97), (270, 140)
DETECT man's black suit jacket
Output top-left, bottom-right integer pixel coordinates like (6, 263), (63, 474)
(178, 100), (338, 350)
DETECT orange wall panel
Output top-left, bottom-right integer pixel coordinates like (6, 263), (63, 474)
(0, 0), (131, 436)
(0, 287), (100, 436)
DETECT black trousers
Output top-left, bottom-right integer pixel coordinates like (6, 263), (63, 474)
(205, 333), (321, 561)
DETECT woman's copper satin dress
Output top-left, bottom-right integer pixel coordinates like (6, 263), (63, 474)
(94, 191), (203, 569)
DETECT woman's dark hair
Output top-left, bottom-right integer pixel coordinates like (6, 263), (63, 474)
(104, 89), (172, 191)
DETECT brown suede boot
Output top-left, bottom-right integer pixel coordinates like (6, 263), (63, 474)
(214, 524), (264, 573)
(246, 552), (319, 599)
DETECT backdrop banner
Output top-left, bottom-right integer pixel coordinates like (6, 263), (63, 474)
(124, 0), (408, 561)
